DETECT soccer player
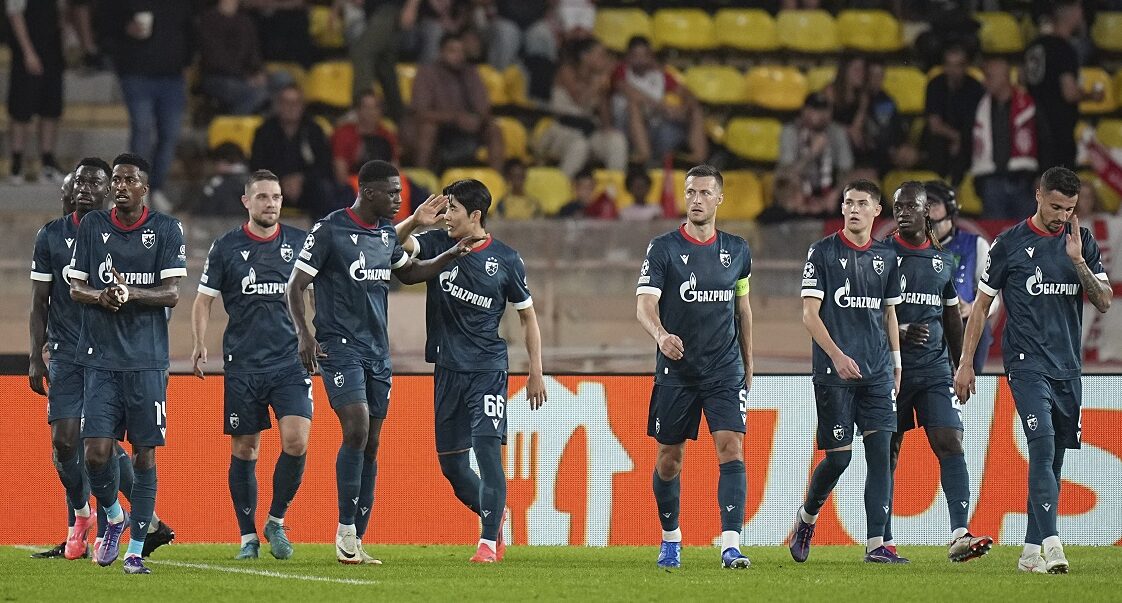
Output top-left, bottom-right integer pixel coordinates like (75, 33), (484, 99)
(789, 179), (905, 564)
(394, 180), (546, 563)
(885, 182), (993, 561)
(61, 170), (76, 214)
(955, 167), (1112, 574)
(635, 165), (754, 569)
(69, 153), (186, 574)
(286, 160), (481, 564)
(192, 170), (312, 560)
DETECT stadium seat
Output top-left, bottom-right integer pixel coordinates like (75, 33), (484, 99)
(309, 5), (345, 49)
(402, 168), (439, 195)
(776, 10), (840, 54)
(704, 116), (726, 145)
(1080, 67), (1117, 115)
(593, 169), (633, 207)
(975, 12), (1025, 53)
(442, 167), (506, 202)
(1097, 119), (1122, 148)
(265, 62), (307, 91)
(926, 65), (985, 83)
(882, 170), (940, 198)
(396, 63), (416, 106)
(504, 65), (530, 108)
(1081, 171), (1122, 213)
(684, 66), (749, 105)
(653, 9), (717, 51)
(1091, 12), (1122, 52)
(714, 9), (778, 52)
(806, 66), (837, 93)
(525, 167), (572, 215)
(957, 173), (983, 215)
(720, 171), (765, 220)
(494, 116), (528, 160)
(836, 10), (902, 52)
(725, 117), (782, 163)
(883, 66), (927, 115)
(1115, 69), (1122, 110)
(314, 115), (334, 138)
(207, 115), (263, 155)
(476, 64), (509, 106)
(746, 66), (808, 112)
(305, 61), (353, 109)
(648, 168), (687, 211)
(594, 9), (652, 53)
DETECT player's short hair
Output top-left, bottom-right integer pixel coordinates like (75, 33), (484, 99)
(245, 169), (280, 195)
(894, 181), (927, 205)
(627, 35), (652, 52)
(112, 153), (151, 180)
(74, 156), (111, 177)
(444, 178), (492, 226)
(686, 164), (723, 192)
(1040, 166), (1080, 198)
(843, 178), (881, 202)
(358, 160), (399, 185)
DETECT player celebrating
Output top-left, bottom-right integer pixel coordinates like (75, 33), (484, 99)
(69, 153), (186, 574)
(395, 180), (546, 563)
(192, 170), (312, 560)
(789, 179), (905, 564)
(635, 165), (754, 569)
(885, 182), (993, 561)
(955, 167), (1112, 574)
(286, 160), (481, 564)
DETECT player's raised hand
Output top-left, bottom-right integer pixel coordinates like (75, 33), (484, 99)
(452, 235), (488, 256)
(413, 194), (447, 227)
(901, 323), (930, 346)
(298, 333), (327, 374)
(29, 355), (49, 396)
(657, 331), (685, 360)
(1065, 213), (1084, 263)
(953, 363), (975, 403)
(830, 351), (862, 380)
(191, 343), (207, 380)
(526, 371), (546, 410)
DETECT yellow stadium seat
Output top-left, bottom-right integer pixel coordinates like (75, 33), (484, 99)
(593, 169), (633, 208)
(684, 66), (749, 105)
(720, 170), (765, 220)
(776, 10), (839, 54)
(1091, 12), (1122, 52)
(305, 61), (353, 109)
(503, 65), (529, 108)
(975, 12), (1024, 53)
(208, 115), (263, 156)
(883, 67), (927, 115)
(396, 63), (416, 106)
(725, 118), (782, 163)
(957, 173), (982, 215)
(806, 66), (837, 93)
(1083, 172), (1122, 213)
(442, 167), (506, 202)
(761, 171), (776, 207)
(525, 167), (572, 215)
(1080, 67), (1117, 115)
(402, 168), (439, 194)
(1097, 119), (1122, 148)
(883, 170), (940, 198)
(746, 66), (808, 112)
(476, 64), (509, 106)
(314, 115), (334, 138)
(926, 65), (985, 83)
(715, 9), (778, 52)
(494, 116), (528, 160)
(836, 10), (902, 52)
(594, 9), (652, 53)
(1115, 69), (1122, 110)
(265, 62), (307, 91)
(704, 116), (726, 145)
(653, 9), (717, 51)
(309, 5), (345, 49)
(647, 168), (687, 211)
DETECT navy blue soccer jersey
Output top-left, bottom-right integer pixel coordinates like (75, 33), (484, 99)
(30, 213), (83, 361)
(801, 231), (902, 386)
(294, 208), (407, 360)
(978, 219), (1106, 379)
(890, 235), (960, 376)
(411, 231), (532, 372)
(636, 225), (751, 386)
(198, 223), (306, 373)
(68, 207), (187, 370)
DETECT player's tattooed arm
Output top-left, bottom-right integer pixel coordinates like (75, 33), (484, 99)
(954, 292), (995, 403)
(393, 235), (486, 284)
(1067, 214), (1112, 313)
(28, 280), (51, 395)
(120, 274), (180, 308)
(286, 267), (325, 374)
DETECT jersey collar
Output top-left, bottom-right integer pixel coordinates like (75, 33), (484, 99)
(679, 224), (716, 246)
(243, 223), (281, 243)
(467, 234), (493, 253)
(110, 206), (150, 231)
(346, 207), (380, 230)
(1027, 217), (1063, 237)
(838, 229), (873, 251)
(893, 233), (930, 250)
(70, 212), (80, 227)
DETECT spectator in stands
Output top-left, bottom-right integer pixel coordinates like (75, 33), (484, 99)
(245, 0), (315, 69)
(535, 38), (627, 178)
(5, 0), (66, 184)
(776, 92), (853, 217)
(485, 0), (552, 71)
(922, 43), (985, 185)
(557, 168), (595, 218)
(344, 0), (420, 122)
(971, 56), (1038, 220)
(407, 32), (505, 172)
(67, 0), (106, 70)
(331, 91), (400, 190)
(610, 36), (706, 167)
(1025, 0), (1103, 170)
(102, 2), (195, 209)
(555, 0), (594, 38)
(825, 55), (868, 155)
(863, 59), (914, 174)
(408, 0), (473, 64)
(619, 168), (661, 221)
(183, 142), (252, 217)
(199, 0), (275, 115)
(250, 84), (334, 217)
(495, 158), (543, 219)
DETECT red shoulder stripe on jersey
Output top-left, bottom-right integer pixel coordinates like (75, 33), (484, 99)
(679, 224), (717, 246)
(243, 223), (281, 243)
(838, 229), (873, 251)
(345, 207), (379, 230)
(70, 212), (80, 227)
(1026, 217), (1063, 237)
(469, 234), (494, 253)
(110, 206), (150, 231)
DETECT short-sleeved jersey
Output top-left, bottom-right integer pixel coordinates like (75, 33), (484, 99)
(294, 207), (407, 360)
(978, 219), (1106, 379)
(68, 207), (187, 370)
(198, 223), (306, 373)
(636, 225), (752, 386)
(890, 235), (960, 377)
(30, 213), (83, 361)
(801, 231), (902, 386)
(411, 230), (532, 371)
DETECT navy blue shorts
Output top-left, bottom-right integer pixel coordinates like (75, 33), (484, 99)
(433, 366), (508, 453)
(814, 381), (897, 450)
(647, 377), (747, 445)
(897, 372), (963, 432)
(1008, 372), (1082, 450)
(224, 367), (314, 435)
(47, 360), (84, 423)
(319, 351), (391, 418)
(81, 368), (168, 447)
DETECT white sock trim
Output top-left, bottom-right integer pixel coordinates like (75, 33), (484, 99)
(1022, 543), (1042, 557)
(661, 528), (682, 543)
(266, 515), (284, 526)
(720, 530), (740, 552)
(798, 507), (818, 525)
(240, 533), (259, 546)
(866, 537), (884, 552)
(951, 527), (969, 540)
(74, 504), (91, 518)
(337, 523), (355, 536)
(479, 538), (497, 550)
(1042, 535), (1063, 550)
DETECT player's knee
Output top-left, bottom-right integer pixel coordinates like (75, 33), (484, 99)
(655, 448), (684, 480)
(84, 445), (111, 469)
(51, 434), (78, 461)
(824, 449), (853, 471)
(715, 440), (743, 464)
(281, 435), (307, 457)
(929, 431), (964, 458)
(132, 448), (156, 471)
(231, 437), (259, 461)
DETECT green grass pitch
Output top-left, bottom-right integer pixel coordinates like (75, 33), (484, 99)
(3, 544), (1119, 601)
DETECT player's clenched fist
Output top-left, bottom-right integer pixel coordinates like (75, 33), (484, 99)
(657, 331), (685, 361)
